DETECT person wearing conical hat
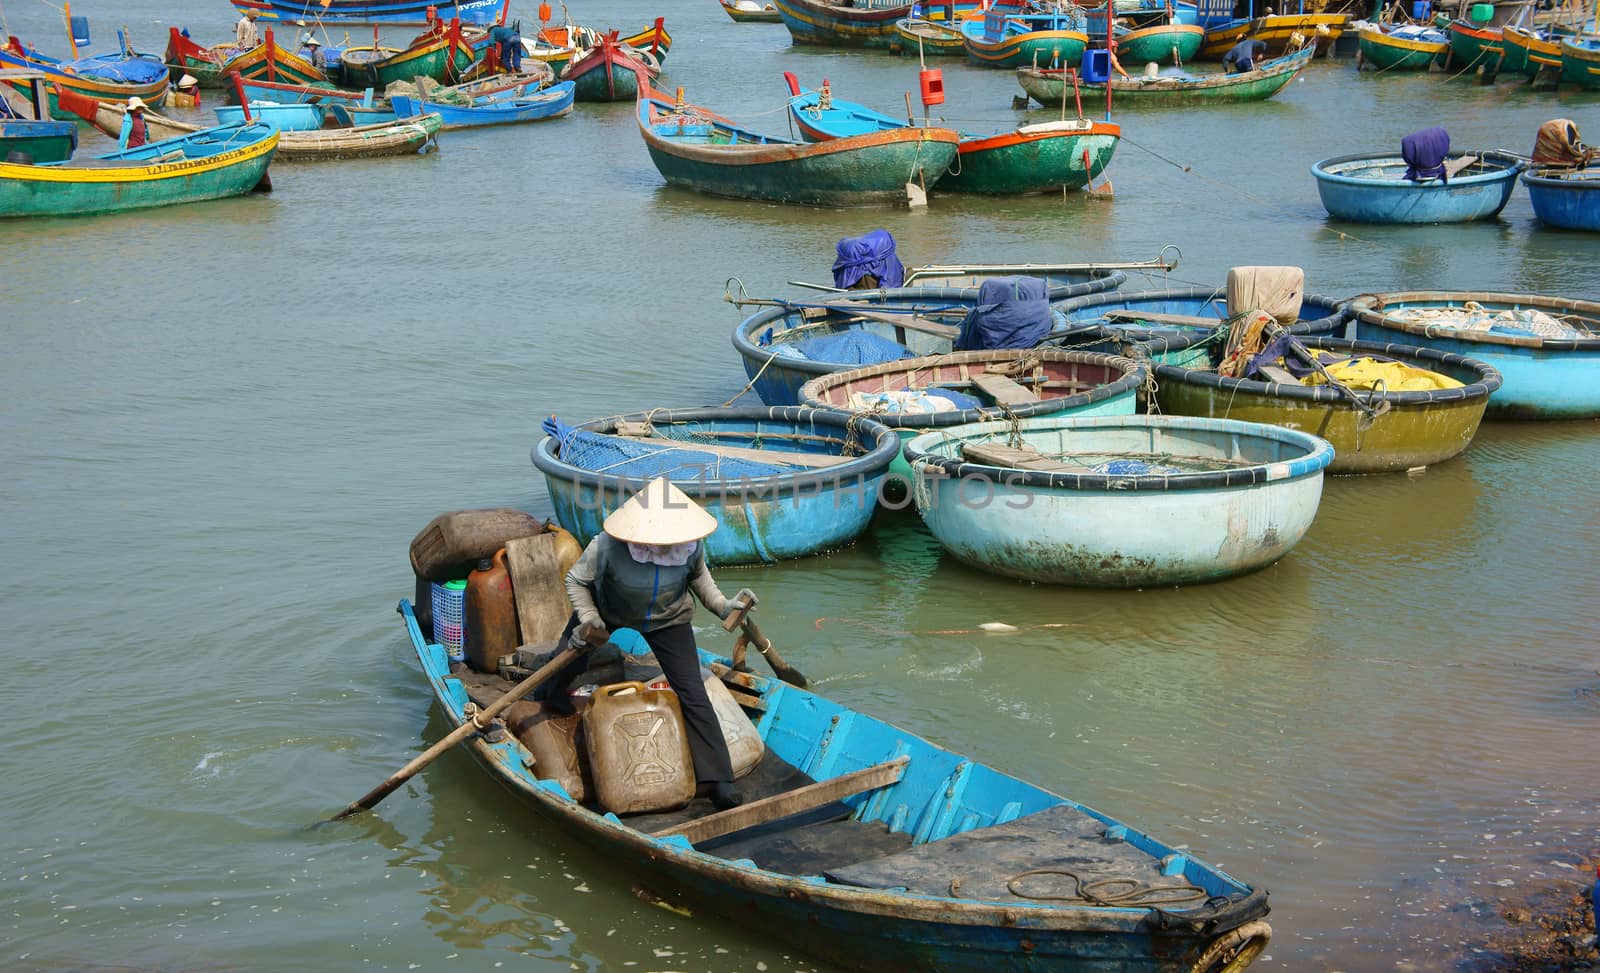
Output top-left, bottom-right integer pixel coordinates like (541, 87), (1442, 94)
(119, 97), (149, 150)
(537, 477), (755, 810)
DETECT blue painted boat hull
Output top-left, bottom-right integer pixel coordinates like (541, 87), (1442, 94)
(906, 415), (1333, 586)
(214, 102), (326, 131)
(531, 407), (899, 564)
(1311, 151), (1526, 224)
(1053, 286), (1347, 366)
(1347, 291), (1600, 419)
(1522, 169), (1600, 231)
(389, 82), (573, 128)
(735, 278), (1126, 406)
(229, 0), (506, 26)
(394, 582), (1272, 973)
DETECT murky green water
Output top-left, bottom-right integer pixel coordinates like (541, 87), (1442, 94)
(2, 1), (1597, 970)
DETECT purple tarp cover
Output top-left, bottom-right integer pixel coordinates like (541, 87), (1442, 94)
(1402, 126), (1450, 183)
(832, 229), (905, 290)
(954, 276), (1053, 352)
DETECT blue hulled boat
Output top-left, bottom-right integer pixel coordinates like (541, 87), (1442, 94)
(388, 81), (573, 129)
(1053, 285), (1348, 367)
(906, 414), (1334, 586)
(228, 0), (508, 26)
(1311, 150), (1526, 224)
(393, 557), (1274, 972)
(214, 101), (327, 130)
(1347, 290), (1600, 418)
(532, 407), (898, 565)
(1522, 167), (1600, 231)
(734, 278), (1125, 406)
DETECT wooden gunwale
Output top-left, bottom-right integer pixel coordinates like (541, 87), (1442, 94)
(1347, 291), (1600, 351)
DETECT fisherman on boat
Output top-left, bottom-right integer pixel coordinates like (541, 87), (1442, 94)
(236, 9), (260, 50)
(1223, 37), (1267, 73)
(119, 97), (149, 150)
(172, 73), (201, 108)
(491, 20), (524, 73)
(535, 477), (753, 811)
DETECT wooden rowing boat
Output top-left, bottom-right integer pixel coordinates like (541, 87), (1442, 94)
(1356, 23), (1449, 71)
(906, 414), (1332, 585)
(562, 33), (656, 102)
(0, 71), (76, 163)
(228, 0), (509, 27)
(0, 44), (170, 121)
(961, 4), (1090, 68)
(619, 18), (672, 64)
(637, 87), (959, 206)
(533, 407), (899, 564)
(165, 28), (239, 89)
(1017, 45), (1312, 107)
(221, 29), (326, 85)
(785, 76), (1119, 195)
(719, 0), (783, 24)
(0, 121), (277, 217)
(772, 0), (913, 48)
(341, 18), (476, 88)
(393, 546), (1273, 970)
(388, 80), (572, 129)
(73, 99), (440, 162)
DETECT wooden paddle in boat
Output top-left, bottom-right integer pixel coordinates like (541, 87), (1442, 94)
(330, 642), (586, 820)
(721, 593), (806, 687)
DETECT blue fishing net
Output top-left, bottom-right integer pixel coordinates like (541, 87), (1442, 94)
(542, 417), (793, 480)
(925, 387), (983, 411)
(1092, 459), (1184, 475)
(70, 55), (169, 85)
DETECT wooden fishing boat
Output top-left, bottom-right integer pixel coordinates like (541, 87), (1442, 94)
(1113, 22), (1206, 63)
(0, 45), (169, 120)
(905, 414), (1333, 586)
(1054, 285), (1346, 367)
(1311, 150), (1525, 223)
(239, 70), (544, 106)
(341, 20), (476, 88)
(221, 30), (326, 85)
(719, 0), (784, 23)
(637, 88), (960, 207)
(772, 0), (913, 48)
(215, 101), (326, 130)
(393, 565), (1275, 972)
(1149, 335), (1502, 473)
(785, 77), (1118, 195)
(0, 71), (76, 163)
(388, 80), (573, 129)
(1499, 0), (1579, 77)
(228, 0), (510, 27)
(1446, 17), (1504, 73)
(1195, 0), (1347, 58)
(961, 5), (1090, 68)
(0, 121), (277, 218)
(1523, 166), (1600, 231)
(562, 34), (657, 102)
(165, 28), (238, 89)
(73, 98), (440, 161)
(1356, 22), (1449, 70)
(533, 407), (899, 564)
(892, 15), (968, 55)
(1348, 290), (1600, 418)
(1017, 44), (1312, 107)
(798, 349), (1146, 481)
(1558, 34), (1600, 87)
(619, 18), (672, 64)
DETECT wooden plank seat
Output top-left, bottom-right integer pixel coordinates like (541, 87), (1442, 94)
(970, 372), (1042, 406)
(824, 804), (1204, 904)
(960, 441), (1097, 474)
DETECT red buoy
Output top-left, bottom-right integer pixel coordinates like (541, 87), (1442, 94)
(919, 68), (945, 108)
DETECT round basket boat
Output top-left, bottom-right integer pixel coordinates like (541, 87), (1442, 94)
(904, 414), (1334, 587)
(1310, 151), (1526, 224)
(531, 406), (899, 565)
(1346, 290), (1600, 418)
(733, 274), (1125, 407)
(1053, 286), (1348, 368)
(1148, 335), (1503, 474)
(797, 349), (1147, 483)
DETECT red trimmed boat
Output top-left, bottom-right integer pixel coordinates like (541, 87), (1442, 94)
(165, 29), (239, 89)
(620, 17), (672, 64)
(562, 31), (658, 102)
(637, 87), (960, 206)
(222, 29), (326, 85)
(342, 18), (476, 88)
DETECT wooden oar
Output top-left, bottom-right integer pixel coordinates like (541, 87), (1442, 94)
(721, 596), (806, 688)
(330, 645), (582, 821)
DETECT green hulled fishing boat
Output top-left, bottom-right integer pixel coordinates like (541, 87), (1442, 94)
(0, 121), (277, 218)
(1114, 22), (1205, 64)
(1446, 17), (1504, 73)
(342, 21), (476, 89)
(1017, 45), (1312, 107)
(1559, 34), (1600, 87)
(1357, 23), (1449, 70)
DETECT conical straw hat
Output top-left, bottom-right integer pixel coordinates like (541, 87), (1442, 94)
(602, 477), (717, 545)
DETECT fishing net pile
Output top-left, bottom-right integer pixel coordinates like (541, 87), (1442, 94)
(543, 417), (799, 480)
(384, 78), (474, 105)
(1388, 302), (1589, 339)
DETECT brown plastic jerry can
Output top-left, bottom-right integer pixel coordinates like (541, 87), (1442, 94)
(464, 548), (518, 672)
(504, 700), (591, 802)
(583, 681), (695, 815)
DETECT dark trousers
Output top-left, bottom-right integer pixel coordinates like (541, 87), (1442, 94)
(536, 612), (735, 785)
(501, 38), (522, 72)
